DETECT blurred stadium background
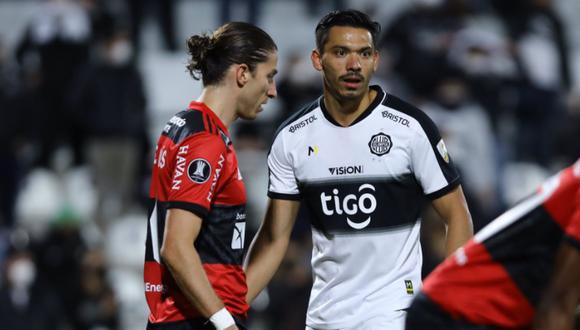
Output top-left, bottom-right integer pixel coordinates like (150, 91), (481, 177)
(0, 0), (578, 329)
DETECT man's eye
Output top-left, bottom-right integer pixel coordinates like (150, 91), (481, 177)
(336, 49), (346, 56)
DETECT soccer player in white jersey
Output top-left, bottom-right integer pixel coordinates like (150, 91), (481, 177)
(245, 10), (474, 330)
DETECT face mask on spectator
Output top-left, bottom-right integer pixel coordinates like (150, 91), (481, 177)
(8, 258), (36, 290)
(108, 40), (133, 66)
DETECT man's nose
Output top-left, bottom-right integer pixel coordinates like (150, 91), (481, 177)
(346, 54), (362, 71)
(267, 82), (277, 98)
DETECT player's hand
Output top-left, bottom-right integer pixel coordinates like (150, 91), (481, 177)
(224, 325), (238, 330)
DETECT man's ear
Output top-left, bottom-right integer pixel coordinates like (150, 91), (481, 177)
(311, 49), (323, 72)
(236, 63), (250, 87)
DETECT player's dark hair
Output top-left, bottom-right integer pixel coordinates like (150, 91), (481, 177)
(186, 22), (277, 86)
(315, 9), (381, 53)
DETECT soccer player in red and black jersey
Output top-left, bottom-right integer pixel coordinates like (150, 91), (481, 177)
(406, 159), (580, 330)
(144, 22), (278, 330)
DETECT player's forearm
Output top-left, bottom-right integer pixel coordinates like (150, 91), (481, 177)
(244, 230), (291, 303)
(445, 214), (473, 256)
(161, 243), (224, 317)
(532, 292), (576, 330)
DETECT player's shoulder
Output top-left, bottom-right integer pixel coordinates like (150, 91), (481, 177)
(380, 92), (441, 143)
(161, 108), (228, 148)
(273, 98), (321, 139)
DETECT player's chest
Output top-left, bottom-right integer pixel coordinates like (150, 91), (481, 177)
(292, 123), (413, 181)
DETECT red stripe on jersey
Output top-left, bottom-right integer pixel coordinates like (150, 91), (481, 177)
(144, 261), (248, 323)
(423, 240), (535, 328)
(541, 165), (580, 241)
(204, 264), (249, 317)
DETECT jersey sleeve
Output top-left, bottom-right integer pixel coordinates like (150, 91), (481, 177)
(564, 187), (580, 249)
(267, 132), (300, 200)
(166, 133), (227, 219)
(411, 119), (460, 199)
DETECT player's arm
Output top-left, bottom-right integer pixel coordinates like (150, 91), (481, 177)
(532, 239), (580, 330)
(244, 198), (300, 303)
(431, 185), (473, 256)
(160, 208), (238, 330)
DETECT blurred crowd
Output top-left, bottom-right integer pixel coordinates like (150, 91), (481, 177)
(0, 0), (578, 329)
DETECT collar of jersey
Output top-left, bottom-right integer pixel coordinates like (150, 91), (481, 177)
(319, 85), (385, 127)
(188, 101), (229, 135)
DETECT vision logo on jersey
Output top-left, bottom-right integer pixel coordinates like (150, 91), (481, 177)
(231, 222), (246, 250)
(320, 184), (377, 229)
(368, 133), (392, 156)
(436, 139), (449, 163)
(187, 158), (211, 184)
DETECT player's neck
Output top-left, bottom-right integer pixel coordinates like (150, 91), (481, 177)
(323, 87), (377, 127)
(197, 86), (238, 127)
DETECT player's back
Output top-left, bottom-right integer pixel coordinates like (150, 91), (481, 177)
(423, 160), (580, 328)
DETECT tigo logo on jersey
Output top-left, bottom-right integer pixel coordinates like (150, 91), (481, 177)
(231, 222), (246, 250)
(320, 184), (377, 229)
(368, 133), (392, 156)
(187, 158), (211, 184)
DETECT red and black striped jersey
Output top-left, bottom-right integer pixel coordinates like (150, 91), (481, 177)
(423, 160), (580, 328)
(144, 101), (249, 324)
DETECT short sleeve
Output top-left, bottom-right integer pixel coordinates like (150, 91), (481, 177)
(167, 133), (227, 218)
(411, 120), (460, 200)
(267, 133), (300, 200)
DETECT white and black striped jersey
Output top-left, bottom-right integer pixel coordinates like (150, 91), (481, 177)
(268, 85), (460, 329)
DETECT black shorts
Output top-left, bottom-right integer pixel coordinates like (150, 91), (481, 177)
(405, 292), (499, 330)
(147, 317), (246, 330)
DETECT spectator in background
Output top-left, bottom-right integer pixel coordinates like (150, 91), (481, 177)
(275, 51), (322, 128)
(303, 0), (346, 17)
(74, 249), (119, 330)
(421, 66), (500, 227)
(219, 0), (263, 26)
(0, 242), (69, 330)
(126, 0), (177, 52)
(68, 26), (147, 227)
(446, 26), (518, 131)
(491, 0), (571, 164)
(16, 0), (92, 168)
(379, 0), (470, 101)
(0, 38), (22, 229)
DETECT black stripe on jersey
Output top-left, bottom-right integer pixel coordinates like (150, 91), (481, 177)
(207, 115), (216, 135)
(166, 201), (209, 219)
(382, 93), (460, 185)
(425, 177), (460, 200)
(320, 85), (385, 127)
(162, 110), (207, 144)
(195, 204), (246, 265)
(299, 174), (425, 234)
(145, 199), (168, 262)
(268, 191), (301, 201)
(484, 205), (563, 306)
